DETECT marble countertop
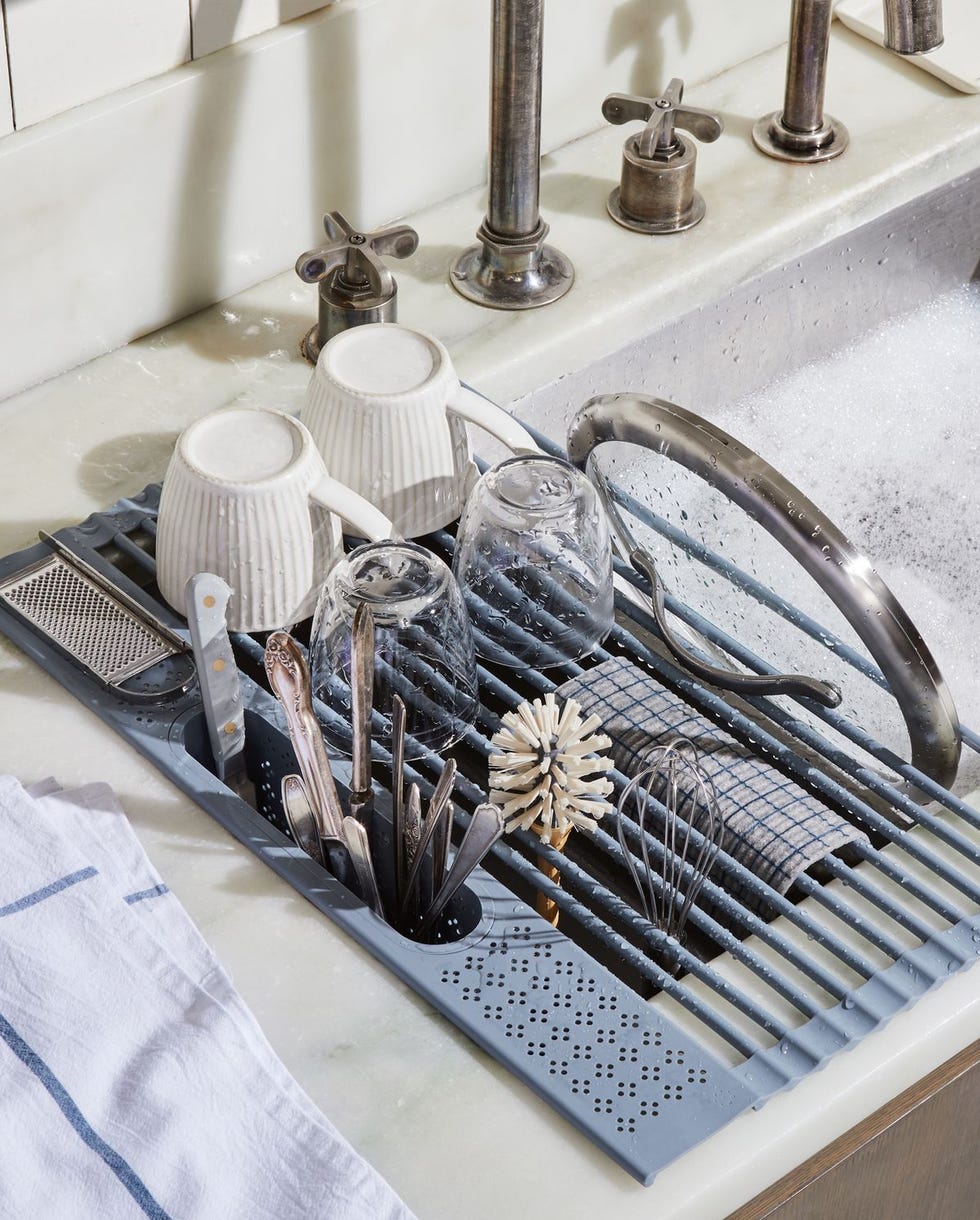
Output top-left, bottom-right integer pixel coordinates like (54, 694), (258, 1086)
(1, 24), (979, 1219)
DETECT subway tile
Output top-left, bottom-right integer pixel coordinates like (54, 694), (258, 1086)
(5, 0), (191, 129)
(543, 0), (788, 150)
(0, 10), (12, 136)
(0, 0), (802, 400)
(191, 0), (332, 60)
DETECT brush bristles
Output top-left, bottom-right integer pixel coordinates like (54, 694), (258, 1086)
(489, 693), (614, 841)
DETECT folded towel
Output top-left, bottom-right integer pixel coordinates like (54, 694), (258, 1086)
(558, 657), (867, 902)
(0, 775), (414, 1220)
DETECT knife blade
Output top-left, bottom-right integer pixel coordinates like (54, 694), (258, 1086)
(391, 694), (408, 913)
(349, 602), (376, 826)
(340, 817), (384, 918)
(398, 760), (456, 929)
(185, 573), (249, 792)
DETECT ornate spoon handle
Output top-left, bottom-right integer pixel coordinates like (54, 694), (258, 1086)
(265, 632), (345, 839)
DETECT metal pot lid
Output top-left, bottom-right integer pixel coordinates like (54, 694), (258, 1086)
(566, 393), (962, 791)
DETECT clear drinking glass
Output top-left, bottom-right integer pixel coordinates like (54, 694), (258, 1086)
(310, 542), (479, 759)
(452, 454), (614, 669)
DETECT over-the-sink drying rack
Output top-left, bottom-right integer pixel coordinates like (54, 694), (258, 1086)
(1, 422), (978, 1186)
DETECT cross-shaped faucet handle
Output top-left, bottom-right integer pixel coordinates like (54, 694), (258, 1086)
(296, 212), (419, 300)
(602, 78), (723, 161)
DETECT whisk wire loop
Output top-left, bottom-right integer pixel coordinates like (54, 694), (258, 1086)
(616, 738), (725, 948)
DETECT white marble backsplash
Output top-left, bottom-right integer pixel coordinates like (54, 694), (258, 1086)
(2, 0), (191, 128)
(0, 0), (794, 403)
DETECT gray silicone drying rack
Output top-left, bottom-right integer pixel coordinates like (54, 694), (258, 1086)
(1, 425), (978, 1188)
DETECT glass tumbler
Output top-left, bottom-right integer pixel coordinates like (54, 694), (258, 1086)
(310, 542), (479, 759)
(453, 454), (614, 669)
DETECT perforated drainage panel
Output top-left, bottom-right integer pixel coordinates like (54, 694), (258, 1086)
(431, 917), (747, 1158)
(1, 473), (978, 1186)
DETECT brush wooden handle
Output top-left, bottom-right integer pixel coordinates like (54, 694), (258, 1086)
(535, 825), (572, 926)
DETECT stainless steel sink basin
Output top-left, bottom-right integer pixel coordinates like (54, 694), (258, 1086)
(516, 166), (980, 792)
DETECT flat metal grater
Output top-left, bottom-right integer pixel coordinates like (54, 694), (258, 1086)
(0, 544), (192, 698)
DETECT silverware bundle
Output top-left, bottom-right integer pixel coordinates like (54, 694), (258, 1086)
(264, 609), (502, 941)
(389, 698), (505, 938)
(265, 622), (384, 918)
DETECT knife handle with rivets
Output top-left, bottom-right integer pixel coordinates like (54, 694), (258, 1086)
(185, 573), (246, 785)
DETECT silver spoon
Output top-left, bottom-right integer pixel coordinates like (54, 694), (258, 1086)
(281, 774), (325, 866)
(400, 782), (423, 928)
(418, 803), (503, 939)
(264, 632), (345, 840)
(282, 772), (384, 917)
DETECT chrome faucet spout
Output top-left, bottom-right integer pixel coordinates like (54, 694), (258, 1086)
(884, 0), (943, 55)
(754, 0), (944, 163)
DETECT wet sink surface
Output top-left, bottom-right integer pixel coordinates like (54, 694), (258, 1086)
(516, 167), (980, 791)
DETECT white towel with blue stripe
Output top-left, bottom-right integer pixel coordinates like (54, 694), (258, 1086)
(0, 775), (414, 1220)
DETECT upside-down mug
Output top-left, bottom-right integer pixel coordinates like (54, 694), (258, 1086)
(302, 323), (540, 538)
(156, 406), (393, 632)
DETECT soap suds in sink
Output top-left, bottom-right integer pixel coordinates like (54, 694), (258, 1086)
(599, 285), (980, 791)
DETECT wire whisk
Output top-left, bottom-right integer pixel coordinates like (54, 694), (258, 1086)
(616, 739), (725, 951)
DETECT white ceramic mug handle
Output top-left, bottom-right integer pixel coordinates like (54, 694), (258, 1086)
(449, 385), (542, 455)
(309, 474), (395, 542)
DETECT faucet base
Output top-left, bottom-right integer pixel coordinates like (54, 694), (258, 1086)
(299, 284), (399, 365)
(450, 231), (574, 311)
(607, 187), (707, 235)
(300, 324), (322, 365)
(752, 110), (850, 163)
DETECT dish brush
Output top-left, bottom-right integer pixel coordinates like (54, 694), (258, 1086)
(489, 692), (614, 924)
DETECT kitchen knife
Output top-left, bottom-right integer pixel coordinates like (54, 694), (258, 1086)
(185, 573), (248, 790)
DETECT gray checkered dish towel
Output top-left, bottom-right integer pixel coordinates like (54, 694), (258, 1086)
(558, 656), (867, 909)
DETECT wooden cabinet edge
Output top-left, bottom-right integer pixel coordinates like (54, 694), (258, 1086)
(728, 1039), (980, 1219)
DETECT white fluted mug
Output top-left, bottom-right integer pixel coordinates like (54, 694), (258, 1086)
(302, 323), (540, 538)
(156, 407), (393, 632)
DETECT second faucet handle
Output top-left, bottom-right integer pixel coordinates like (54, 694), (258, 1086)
(296, 212), (419, 363)
(602, 78), (723, 160)
(602, 78), (723, 235)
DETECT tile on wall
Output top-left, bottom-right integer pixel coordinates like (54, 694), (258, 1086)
(4, 0), (191, 129)
(544, 0), (788, 153)
(191, 0), (332, 60)
(0, 0), (803, 401)
(0, 12), (13, 136)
